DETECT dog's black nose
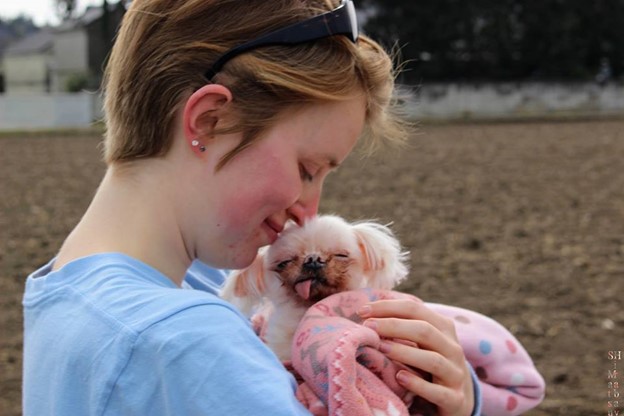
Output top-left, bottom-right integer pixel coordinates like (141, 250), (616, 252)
(303, 255), (325, 271)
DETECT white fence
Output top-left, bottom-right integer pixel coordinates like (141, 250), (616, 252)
(0, 92), (103, 130)
(406, 82), (624, 120)
(1, 83), (623, 130)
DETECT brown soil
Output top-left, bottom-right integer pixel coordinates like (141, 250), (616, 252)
(1, 120), (623, 415)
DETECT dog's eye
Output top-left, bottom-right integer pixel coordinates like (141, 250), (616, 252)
(275, 260), (292, 271)
(334, 254), (349, 259)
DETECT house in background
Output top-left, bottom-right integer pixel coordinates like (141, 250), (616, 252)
(52, 1), (125, 92)
(1, 1), (125, 94)
(2, 29), (54, 94)
(0, 16), (41, 93)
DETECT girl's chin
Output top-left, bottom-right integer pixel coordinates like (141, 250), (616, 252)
(228, 246), (263, 270)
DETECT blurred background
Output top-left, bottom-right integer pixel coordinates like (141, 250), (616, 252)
(2, 0), (624, 127)
(1, 1), (623, 415)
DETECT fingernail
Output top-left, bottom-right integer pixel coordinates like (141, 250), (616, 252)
(379, 341), (392, 353)
(363, 319), (377, 330)
(396, 370), (410, 384)
(358, 304), (372, 318)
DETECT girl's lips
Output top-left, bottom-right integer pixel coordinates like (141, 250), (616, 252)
(263, 219), (283, 243)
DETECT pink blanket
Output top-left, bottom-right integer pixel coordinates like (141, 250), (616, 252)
(285, 289), (545, 416)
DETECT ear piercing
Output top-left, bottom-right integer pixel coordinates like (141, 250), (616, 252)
(191, 139), (206, 152)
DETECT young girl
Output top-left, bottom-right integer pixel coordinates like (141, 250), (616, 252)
(22, 0), (479, 414)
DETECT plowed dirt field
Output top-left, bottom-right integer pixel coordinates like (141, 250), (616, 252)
(1, 120), (623, 415)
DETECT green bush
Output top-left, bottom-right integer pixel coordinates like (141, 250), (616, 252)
(65, 73), (88, 93)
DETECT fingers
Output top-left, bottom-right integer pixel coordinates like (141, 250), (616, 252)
(366, 317), (458, 363)
(359, 299), (462, 358)
(359, 299), (455, 337)
(358, 299), (475, 415)
(396, 369), (468, 414)
(379, 340), (464, 386)
(383, 339), (473, 416)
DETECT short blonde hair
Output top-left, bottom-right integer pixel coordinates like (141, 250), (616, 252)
(103, 0), (409, 166)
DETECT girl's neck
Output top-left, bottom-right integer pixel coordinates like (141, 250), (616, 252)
(53, 165), (192, 286)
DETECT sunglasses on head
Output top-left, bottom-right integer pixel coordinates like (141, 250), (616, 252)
(205, 0), (359, 80)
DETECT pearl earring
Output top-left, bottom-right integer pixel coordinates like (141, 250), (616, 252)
(191, 139), (206, 152)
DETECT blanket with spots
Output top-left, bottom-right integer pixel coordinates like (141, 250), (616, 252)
(285, 289), (545, 416)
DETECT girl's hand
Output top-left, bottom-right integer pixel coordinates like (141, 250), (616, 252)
(359, 299), (475, 416)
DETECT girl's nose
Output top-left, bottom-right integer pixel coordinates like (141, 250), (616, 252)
(287, 192), (320, 226)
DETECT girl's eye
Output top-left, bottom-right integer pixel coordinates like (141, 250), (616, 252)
(299, 165), (314, 182)
(299, 164), (314, 182)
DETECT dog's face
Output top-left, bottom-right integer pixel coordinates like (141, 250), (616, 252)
(266, 216), (365, 304)
(221, 215), (409, 313)
(264, 215), (409, 305)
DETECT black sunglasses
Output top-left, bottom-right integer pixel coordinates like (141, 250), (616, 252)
(205, 0), (358, 80)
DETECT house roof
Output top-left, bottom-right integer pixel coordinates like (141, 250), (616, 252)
(56, 1), (124, 32)
(4, 29), (53, 56)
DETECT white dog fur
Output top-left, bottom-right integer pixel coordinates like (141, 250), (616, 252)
(220, 214), (410, 360)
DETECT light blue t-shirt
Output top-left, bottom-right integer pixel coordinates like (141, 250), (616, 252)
(182, 260), (227, 295)
(22, 253), (310, 416)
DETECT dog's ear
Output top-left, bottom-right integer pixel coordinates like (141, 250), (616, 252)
(353, 221), (410, 290)
(220, 249), (267, 316)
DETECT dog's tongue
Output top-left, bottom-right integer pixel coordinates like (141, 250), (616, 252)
(294, 279), (312, 300)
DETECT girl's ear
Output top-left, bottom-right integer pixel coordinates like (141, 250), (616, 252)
(182, 84), (233, 152)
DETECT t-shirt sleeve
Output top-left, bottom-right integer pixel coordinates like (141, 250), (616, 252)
(105, 302), (311, 416)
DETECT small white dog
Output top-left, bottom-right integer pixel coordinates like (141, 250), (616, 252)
(221, 214), (409, 360)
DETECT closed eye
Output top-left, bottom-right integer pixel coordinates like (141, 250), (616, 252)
(274, 259), (293, 271)
(299, 164), (314, 182)
(334, 253), (349, 259)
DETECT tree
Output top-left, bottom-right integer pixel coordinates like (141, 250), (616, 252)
(56, 0), (77, 21)
(361, 0), (624, 83)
